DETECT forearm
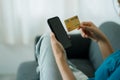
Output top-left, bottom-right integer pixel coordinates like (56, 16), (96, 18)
(50, 33), (75, 80)
(55, 55), (76, 80)
(97, 35), (114, 59)
(79, 21), (114, 59)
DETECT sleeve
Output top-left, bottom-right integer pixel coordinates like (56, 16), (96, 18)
(94, 55), (116, 80)
(95, 65), (110, 80)
(108, 66), (120, 80)
(89, 50), (120, 80)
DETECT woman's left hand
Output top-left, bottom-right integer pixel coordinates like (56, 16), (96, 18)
(50, 32), (66, 60)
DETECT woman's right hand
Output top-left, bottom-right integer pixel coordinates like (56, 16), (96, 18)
(78, 22), (107, 43)
(78, 22), (114, 59)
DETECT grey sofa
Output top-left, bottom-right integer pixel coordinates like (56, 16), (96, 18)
(16, 21), (120, 80)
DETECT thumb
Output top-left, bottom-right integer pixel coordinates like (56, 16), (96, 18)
(50, 32), (57, 42)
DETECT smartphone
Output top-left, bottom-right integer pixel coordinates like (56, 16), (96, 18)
(47, 16), (72, 49)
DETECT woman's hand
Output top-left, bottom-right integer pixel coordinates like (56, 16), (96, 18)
(50, 32), (76, 80)
(78, 22), (114, 59)
(78, 22), (107, 42)
(50, 32), (66, 60)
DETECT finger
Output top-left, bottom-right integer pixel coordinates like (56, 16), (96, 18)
(78, 22), (91, 29)
(50, 32), (57, 43)
(50, 32), (58, 52)
(85, 26), (95, 32)
(50, 33), (57, 55)
(80, 27), (92, 38)
(84, 34), (89, 38)
(77, 26), (81, 30)
(78, 21), (91, 28)
(80, 23), (94, 32)
(77, 25), (86, 31)
(82, 21), (92, 26)
(80, 29), (86, 38)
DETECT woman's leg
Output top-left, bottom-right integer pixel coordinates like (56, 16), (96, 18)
(36, 33), (88, 80)
(37, 33), (62, 80)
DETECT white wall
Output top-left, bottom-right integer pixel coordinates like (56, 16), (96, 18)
(0, 44), (34, 74)
(64, 0), (120, 27)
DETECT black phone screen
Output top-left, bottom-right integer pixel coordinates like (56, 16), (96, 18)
(47, 16), (72, 48)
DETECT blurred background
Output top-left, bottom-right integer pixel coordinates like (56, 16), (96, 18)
(0, 0), (120, 80)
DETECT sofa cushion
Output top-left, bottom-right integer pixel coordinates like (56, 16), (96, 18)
(89, 41), (103, 70)
(70, 59), (95, 78)
(89, 21), (120, 70)
(66, 34), (91, 59)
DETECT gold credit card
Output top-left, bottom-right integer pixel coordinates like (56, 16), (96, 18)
(64, 16), (80, 32)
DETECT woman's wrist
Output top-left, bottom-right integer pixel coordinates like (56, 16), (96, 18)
(54, 52), (67, 63)
(96, 29), (108, 43)
(97, 35), (108, 43)
(54, 53), (76, 80)
(97, 33), (114, 59)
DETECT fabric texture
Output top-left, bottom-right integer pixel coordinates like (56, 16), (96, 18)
(89, 50), (120, 80)
(70, 59), (94, 77)
(37, 33), (89, 80)
(37, 33), (62, 80)
(89, 21), (120, 70)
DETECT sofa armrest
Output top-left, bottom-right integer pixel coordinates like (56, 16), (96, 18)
(16, 61), (39, 80)
(89, 21), (120, 70)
